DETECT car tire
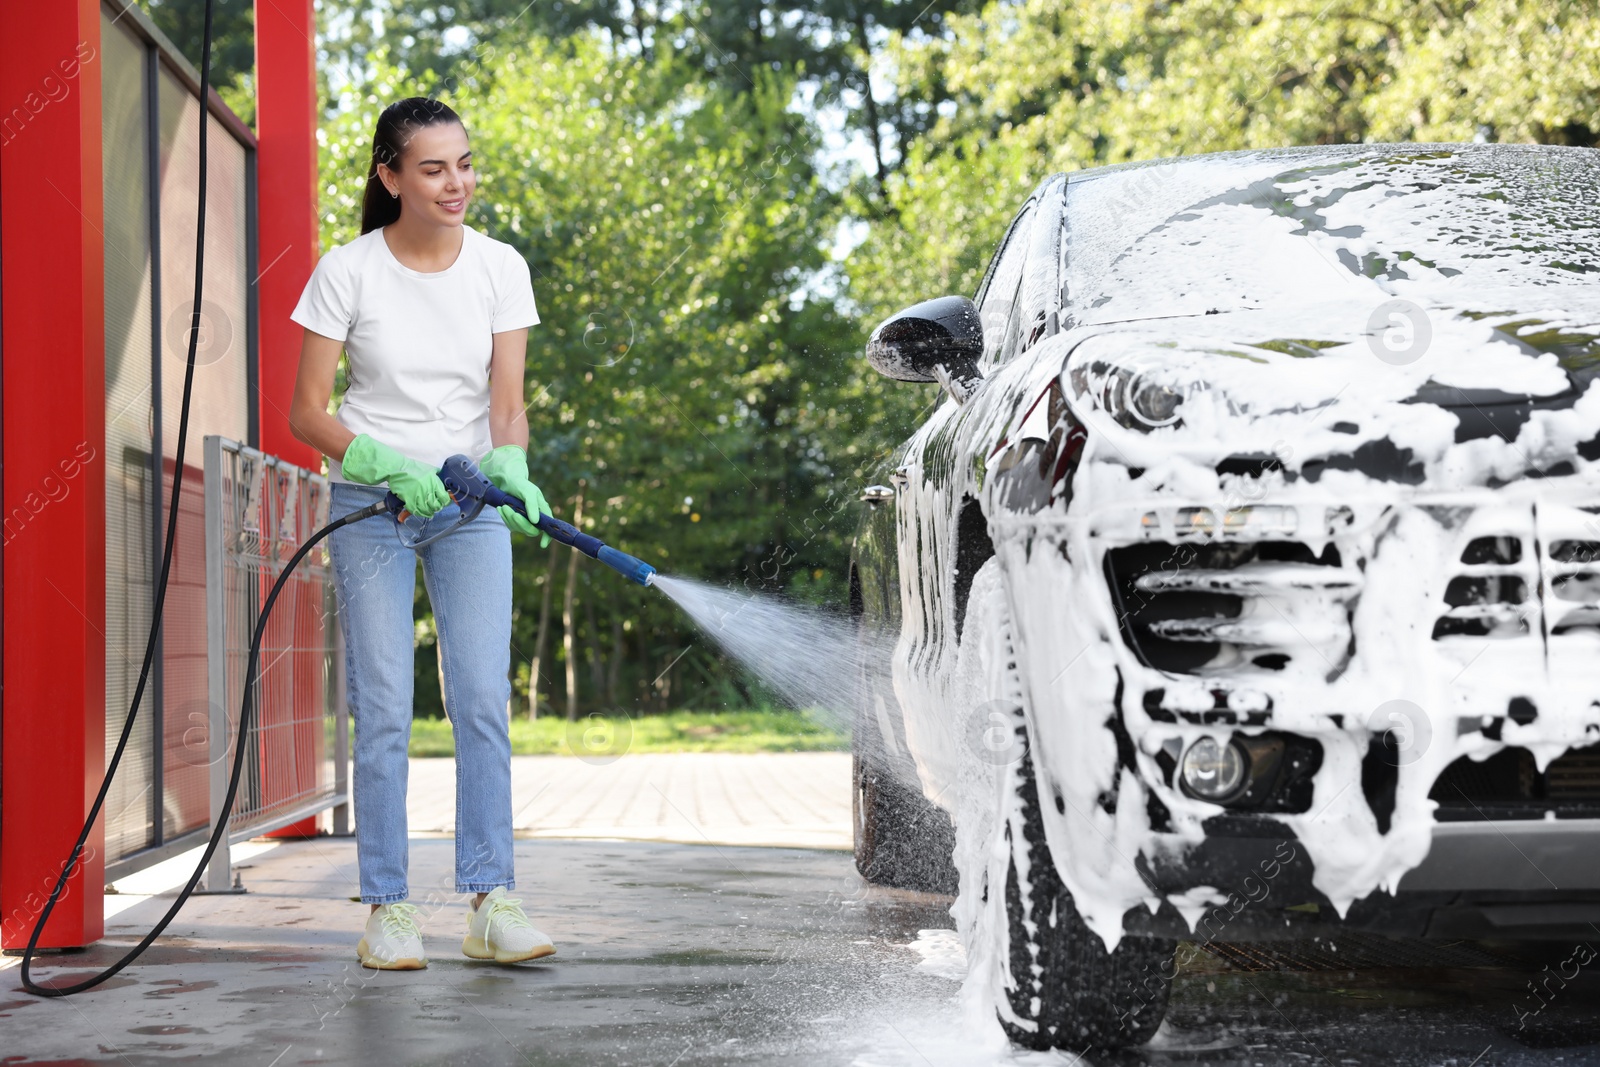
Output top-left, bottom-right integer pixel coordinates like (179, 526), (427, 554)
(853, 722), (960, 896)
(998, 727), (1176, 1050)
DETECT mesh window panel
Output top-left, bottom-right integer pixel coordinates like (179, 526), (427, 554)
(156, 63), (251, 838)
(250, 470), (339, 828)
(101, 13), (157, 862)
(212, 446), (341, 836)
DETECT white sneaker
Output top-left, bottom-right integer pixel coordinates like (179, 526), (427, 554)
(357, 902), (427, 970)
(463, 887), (556, 963)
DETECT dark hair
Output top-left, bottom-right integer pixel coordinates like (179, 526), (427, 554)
(359, 97), (466, 234)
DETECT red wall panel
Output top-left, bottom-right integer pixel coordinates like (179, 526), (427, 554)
(256, 0), (322, 837)
(0, 0), (108, 949)
(255, 0), (319, 471)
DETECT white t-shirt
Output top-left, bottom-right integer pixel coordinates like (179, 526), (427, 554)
(290, 224), (539, 481)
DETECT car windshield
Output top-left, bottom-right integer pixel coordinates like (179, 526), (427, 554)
(1062, 145), (1600, 330)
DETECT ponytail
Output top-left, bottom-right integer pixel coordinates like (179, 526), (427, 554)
(359, 96), (466, 235)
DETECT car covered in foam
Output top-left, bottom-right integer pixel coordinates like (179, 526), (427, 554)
(848, 143), (1600, 1050)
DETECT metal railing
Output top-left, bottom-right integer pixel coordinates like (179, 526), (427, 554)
(203, 436), (348, 891)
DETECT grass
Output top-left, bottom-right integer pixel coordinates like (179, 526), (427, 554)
(403, 709), (848, 758)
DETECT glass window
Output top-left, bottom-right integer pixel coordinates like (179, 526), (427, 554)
(156, 62), (250, 458)
(99, 23), (257, 864)
(1014, 180), (1065, 358)
(102, 9), (158, 860)
(975, 200), (1035, 364)
(155, 61), (253, 842)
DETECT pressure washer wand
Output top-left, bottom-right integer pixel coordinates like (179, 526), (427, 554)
(517, 499), (658, 587)
(387, 455), (657, 586)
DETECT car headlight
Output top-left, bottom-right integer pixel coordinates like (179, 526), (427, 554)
(1180, 735), (1249, 802)
(1126, 376), (1182, 427)
(1071, 361), (1197, 431)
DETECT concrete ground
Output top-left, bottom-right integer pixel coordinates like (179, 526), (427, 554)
(4, 836), (964, 1066)
(8, 836), (1600, 1066)
(406, 752), (852, 850)
(5, 753), (1600, 1065)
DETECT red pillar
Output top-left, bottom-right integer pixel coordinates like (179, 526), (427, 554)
(0, 0), (108, 949)
(256, 0), (323, 838)
(255, 0), (319, 470)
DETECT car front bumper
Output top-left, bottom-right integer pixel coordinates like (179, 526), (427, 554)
(1121, 816), (1600, 941)
(986, 477), (1600, 943)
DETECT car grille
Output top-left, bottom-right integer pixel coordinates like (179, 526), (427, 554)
(1430, 743), (1600, 820)
(1431, 534), (1537, 638)
(1430, 511), (1600, 642)
(1103, 540), (1357, 677)
(1545, 537), (1600, 636)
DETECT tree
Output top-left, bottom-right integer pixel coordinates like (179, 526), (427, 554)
(848, 0), (1600, 320)
(315, 31), (885, 715)
(315, 1), (983, 190)
(136, 0), (257, 125)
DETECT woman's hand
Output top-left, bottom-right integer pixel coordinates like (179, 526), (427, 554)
(343, 435), (450, 517)
(479, 445), (553, 547)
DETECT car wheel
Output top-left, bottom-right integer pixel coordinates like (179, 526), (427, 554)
(998, 722), (1176, 1049)
(853, 705), (960, 895)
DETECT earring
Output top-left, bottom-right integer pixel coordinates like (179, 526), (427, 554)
(391, 191), (398, 199)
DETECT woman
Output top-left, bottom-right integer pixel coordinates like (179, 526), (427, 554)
(289, 97), (556, 970)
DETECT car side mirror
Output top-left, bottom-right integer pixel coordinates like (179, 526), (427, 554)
(866, 296), (984, 395)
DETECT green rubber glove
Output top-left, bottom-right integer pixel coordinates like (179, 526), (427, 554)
(340, 433), (449, 518)
(479, 444), (552, 547)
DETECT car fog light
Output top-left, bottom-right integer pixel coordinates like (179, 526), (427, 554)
(1174, 505), (1297, 538)
(1175, 506), (1217, 536)
(1181, 736), (1249, 801)
(1223, 505), (1297, 536)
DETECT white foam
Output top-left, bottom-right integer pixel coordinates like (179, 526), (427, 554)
(661, 147), (1600, 1049)
(889, 148), (1600, 1024)
(846, 1008), (1088, 1067)
(905, 928), (968, 981)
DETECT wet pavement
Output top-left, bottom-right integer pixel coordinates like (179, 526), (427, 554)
(406, 752), (852, 849)
(3, 836), (1598, 1065)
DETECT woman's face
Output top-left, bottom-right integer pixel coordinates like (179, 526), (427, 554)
(379, 121), (476, 226)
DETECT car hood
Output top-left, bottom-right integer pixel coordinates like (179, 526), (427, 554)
(1056, 299), (1600, 486)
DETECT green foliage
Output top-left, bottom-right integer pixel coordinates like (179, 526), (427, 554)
(405, 709), (848, 757)
(229, 0), (1600, 726)
(316, 33), (896, 716)
(315, 0), (982, 166)
(849, 0), (1600, 317)
(135, 0), (257, 125)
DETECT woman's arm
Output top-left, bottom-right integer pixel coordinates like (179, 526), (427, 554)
(488, 327), (531, 451)
(288, 327), (357, 461)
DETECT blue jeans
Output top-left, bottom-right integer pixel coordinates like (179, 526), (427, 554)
(328, 480), (515, 903)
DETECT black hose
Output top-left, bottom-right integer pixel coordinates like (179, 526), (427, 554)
(19, 0), (386, 996)
(21, 501), (387, 995)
